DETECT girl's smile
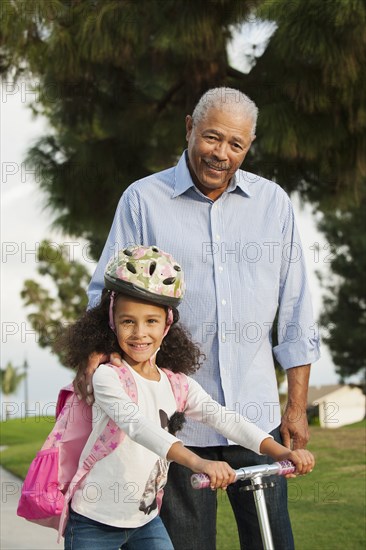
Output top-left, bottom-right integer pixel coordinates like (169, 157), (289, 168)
(114, 296), (168, 373)
(128, 343), (152, 350)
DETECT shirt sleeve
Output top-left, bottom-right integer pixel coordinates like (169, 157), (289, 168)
(273, 196), (321, 369)
(87, 188), (142, 308)
(185, 378), (273, 455)
(92, 365), (179, 459)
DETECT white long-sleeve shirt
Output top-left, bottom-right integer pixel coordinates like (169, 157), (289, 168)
(71, 363), (272, 528)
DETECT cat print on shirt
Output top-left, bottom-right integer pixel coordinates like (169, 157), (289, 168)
(138, 410), (185, 515)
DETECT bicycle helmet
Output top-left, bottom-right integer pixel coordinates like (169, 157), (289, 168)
(104, 245), (185, 307)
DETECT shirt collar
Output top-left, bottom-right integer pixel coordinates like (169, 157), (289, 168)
(172, 150), (252, 199)
(172, 151), (195, 198)
(230, 170), (252, 197)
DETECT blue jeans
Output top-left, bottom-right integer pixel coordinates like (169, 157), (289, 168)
(160, 427), (294, 550)
(64, 508), (174, 550)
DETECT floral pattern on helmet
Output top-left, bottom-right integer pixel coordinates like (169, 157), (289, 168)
(104, 245), (185, 303)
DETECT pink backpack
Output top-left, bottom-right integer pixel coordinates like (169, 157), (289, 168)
(17, 364), (188, 541)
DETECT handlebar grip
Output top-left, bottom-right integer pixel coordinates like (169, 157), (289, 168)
(277, 460), (296, 476)
(191, 473), (211, 489)
(190, 460), (296, 490)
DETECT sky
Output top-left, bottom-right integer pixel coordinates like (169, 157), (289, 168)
(0, 25), (345, 420)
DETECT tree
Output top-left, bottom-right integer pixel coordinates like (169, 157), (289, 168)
(0, 362), (26, 419)
(317, 200), (366, 382)
(245, 0), (365, 210)
(0, 0), (262, 258)
(2, 0), (363, 259)
(20, 240), (90, 364)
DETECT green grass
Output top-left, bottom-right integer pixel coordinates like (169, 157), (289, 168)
(0, 416), (55, 478)
(0, 415), (55, 445)
(1, 418), (365, 549)
(288, 424), (366, 550)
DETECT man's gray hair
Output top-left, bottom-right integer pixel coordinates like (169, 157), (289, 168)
(192, 87), (258, 136)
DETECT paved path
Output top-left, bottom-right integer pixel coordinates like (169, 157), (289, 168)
(0, 466), (59, 549)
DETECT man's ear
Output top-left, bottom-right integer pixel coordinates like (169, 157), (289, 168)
(185, 115), (193, 141)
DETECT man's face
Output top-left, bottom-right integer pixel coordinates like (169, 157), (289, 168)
(186, 107), (255, 200)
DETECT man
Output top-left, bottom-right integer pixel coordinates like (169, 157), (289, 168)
(84, 87), (320, 549)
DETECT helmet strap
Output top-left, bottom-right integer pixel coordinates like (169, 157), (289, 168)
(163, 307), (174, 337)
(109, 291), (116, 332)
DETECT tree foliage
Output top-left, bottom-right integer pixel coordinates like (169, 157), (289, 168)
(1, 362), (26, 420)
(0, 361), (26, 396)
(317, 199), (366, 381)
(1, 0), (262, 257)
(246, 0), (366, 210)
(20, 240), (90, 364)
(1, 0), (364, 258)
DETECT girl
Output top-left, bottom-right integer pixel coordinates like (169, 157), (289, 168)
(61, 245), (314, 550)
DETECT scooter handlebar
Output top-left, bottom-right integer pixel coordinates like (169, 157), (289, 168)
(190, 460), (296, 490)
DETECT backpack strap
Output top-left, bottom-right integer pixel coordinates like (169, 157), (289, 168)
(86, 363), (138, 460)
(55, 383), (74, 418)
(109, 362), (138, 400)
(161, 369), (189, 412)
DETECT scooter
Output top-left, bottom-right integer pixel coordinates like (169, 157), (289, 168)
(191, 460), (296, 550)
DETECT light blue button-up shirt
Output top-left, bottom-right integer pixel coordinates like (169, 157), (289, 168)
(88, 151), (320, 446)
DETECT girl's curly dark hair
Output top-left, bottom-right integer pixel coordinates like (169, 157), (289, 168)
(58, 289), (204, 376)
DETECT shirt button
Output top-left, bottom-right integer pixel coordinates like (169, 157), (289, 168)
(218, 266), (223, 272)
(222, 335), (226, 343)
(221, 299), (226, 305)
(216, 234), (220, 240)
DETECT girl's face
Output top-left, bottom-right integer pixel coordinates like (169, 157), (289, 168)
(114, 296), (167, 368)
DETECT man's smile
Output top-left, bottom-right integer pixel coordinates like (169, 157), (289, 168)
(203, 159), (230, 172)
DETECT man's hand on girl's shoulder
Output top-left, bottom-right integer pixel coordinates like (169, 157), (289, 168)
(73, 352), (120, 403)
